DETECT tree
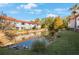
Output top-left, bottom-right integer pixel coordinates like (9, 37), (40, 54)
(70, 4), (79, 14)
(53, 16), (64, 29)
(41, 17), (55, 36)
(41, 17), (54, 28)
(33, 18), (41, 25)
(62, 17), (68, 29)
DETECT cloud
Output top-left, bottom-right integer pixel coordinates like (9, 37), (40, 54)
(9, 10), (19, 14)
(46, 13), (58, 17)
(27, 11), (34, 14)
(17, 3), (37, 9)
(0, 3), (9, 7)
(53, 8), (70, 15)
(25, 9), (42, 15)
(54, 8), (69, 12)
(33, 9), (42, 14)
(34, 9), (42, 12)
(31, 9), (42, 14)
(46, 9), (50, 13)
(16, 4), (42, 15)
(16, 6), (20, 9)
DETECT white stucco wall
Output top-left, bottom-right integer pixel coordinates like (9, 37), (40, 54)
(68, 16), (79, 29)
(15, 21), (41, 30)
(24, 23), (31, 29)
(15, 22), (22, 30)
(76, 16), (79, 29)
(68, 19), (75, 28)
(15, 22), (35, 30)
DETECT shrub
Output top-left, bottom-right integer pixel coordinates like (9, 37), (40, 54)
(31, 39), (48, 53)
(32, 26), (36, 30)
(4, 31), (16, 40)
(48, 23), (56, 36)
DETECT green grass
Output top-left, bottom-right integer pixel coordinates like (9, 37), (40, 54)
(0, 47), (31, 55)
(0, 30), (79, 55)
(47, 30), (79, 55)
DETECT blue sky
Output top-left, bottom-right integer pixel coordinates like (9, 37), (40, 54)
(0, 3), (74, 20)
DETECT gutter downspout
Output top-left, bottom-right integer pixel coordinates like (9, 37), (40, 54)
(74, 17), (77, 31)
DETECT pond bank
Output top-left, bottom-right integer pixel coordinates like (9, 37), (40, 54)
(0, 29), (47, 47)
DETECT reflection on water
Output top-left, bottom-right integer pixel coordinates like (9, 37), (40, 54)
(9, 30), (49, 49)
(9, 40), (33, 49)
(9, 36), (49, 49)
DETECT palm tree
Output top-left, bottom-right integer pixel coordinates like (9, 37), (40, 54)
(70, 4), (79, 31)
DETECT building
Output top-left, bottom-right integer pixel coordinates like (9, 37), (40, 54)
(15, 20), (35, 30)
(31, 19), (41, 29)
(0, 15), (16, 30)
(0, 15), (41, 30)
(68, 14), (79, 31)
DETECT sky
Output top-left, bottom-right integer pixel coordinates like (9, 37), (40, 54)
(0, 3), (74, 21)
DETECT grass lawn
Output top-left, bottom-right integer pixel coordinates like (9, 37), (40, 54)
(47, 30), (79, 55)
(0, 30), (79, 55)
(0, 47), (31, 55)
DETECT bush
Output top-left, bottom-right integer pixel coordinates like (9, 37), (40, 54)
(4, 31), (16, 40)
(32, 26), (36, 30)
(31, 39), (48, 53)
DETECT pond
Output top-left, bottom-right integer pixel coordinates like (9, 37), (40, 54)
(9, 39), (33, 49)
(8, 30), (51, 50)
(9, 36), (49, 50)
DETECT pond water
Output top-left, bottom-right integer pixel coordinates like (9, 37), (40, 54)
(9, 30), (50, 49)
(9, 36), (49, 49)
(9, 39), (33, 49)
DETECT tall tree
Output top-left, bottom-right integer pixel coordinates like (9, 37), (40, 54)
(53, 16), (63, 29)
(41, 17), (54, 28)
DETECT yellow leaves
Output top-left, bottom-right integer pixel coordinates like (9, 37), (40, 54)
(54, 17), (64, 29)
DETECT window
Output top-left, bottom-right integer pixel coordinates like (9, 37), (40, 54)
(0, 19), (3, 22)
(16, 27), (19, 30)
(21, 27), (24, 29)
(78, 26), (79, 28)
(21, 22), (25, 25)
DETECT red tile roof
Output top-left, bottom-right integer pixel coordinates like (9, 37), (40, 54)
(68, 14), (79, 22)
(0, 15), (16, 21)
(15, 20), (35, 24)
(0, 15), (39, 24)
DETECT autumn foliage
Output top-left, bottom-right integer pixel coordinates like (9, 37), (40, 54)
(53, 16), (64, 29)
